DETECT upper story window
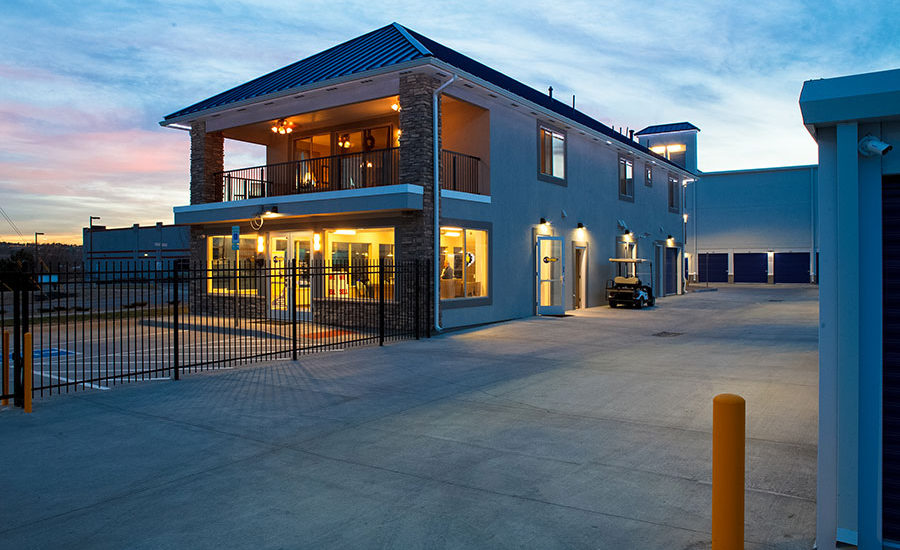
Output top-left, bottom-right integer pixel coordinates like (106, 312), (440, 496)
(539, 127), (566, 181)
(618, 156), (634, 200)
(668, 174), (680, 212)
(645, 165), (653, 187)
(651, 143), (687, 168)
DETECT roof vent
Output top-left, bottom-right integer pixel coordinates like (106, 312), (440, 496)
(548, 86), (553, 99)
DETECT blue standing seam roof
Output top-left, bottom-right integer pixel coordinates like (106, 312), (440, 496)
(635, 122), (699, 135)
(164, 23), (689, 173)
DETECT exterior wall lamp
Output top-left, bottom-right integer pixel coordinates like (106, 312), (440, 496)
(577, 223), (585, 229)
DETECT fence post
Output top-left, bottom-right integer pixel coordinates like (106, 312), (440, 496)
(291, 258), (298, 361)
(2, 330), (8, 406)
(712, 393), (745, 550)
(379, 261), (385, 346)
(414, 261), (420, 340)
(172, 266), (180, 381)
(13, 289), (22, 407)
(22, 332), (32, 413)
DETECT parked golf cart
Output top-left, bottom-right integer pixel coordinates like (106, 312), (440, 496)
(606, 258), (655, 308)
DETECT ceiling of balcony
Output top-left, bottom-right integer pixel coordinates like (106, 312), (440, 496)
(222, 95), (400, 145)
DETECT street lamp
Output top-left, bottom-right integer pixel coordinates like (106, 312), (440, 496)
(89, 216), (101, 271)
(34, 232), (44, 272)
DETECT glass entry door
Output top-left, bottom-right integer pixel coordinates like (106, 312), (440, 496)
(268, 232), (313, 319)
(536, 235), (564, 315)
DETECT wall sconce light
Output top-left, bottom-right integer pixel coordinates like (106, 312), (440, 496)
(262, 205), (281, 218)
(624, 230), (632, 236)
(683, 213), (689, 223)
(391, 102), (401, 112)
(270, 119), (294, 134)
(540, 217), (549, 225)
(667, 234), (673, 240)
(577, 222), (584, 229)
(338, 134), (352, 149)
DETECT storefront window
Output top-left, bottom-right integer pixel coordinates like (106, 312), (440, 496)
(324, 227), (395, 300)
(207, 235), (263, 293)
(440, 227), (488, 299)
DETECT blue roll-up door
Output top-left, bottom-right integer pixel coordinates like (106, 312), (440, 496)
(664, 248), (678, 295)
(883, 174), (900, 541)
(733, 253), (767, 283)
(774, 253), (810, 283)
(698, 253), (728, 282)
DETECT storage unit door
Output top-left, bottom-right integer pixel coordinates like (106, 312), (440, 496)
(664, 248), (678, 295)
(732, 253), (767, 283)
(774, 252), (810, 283)
(883, 174), (900, 541)
(698, 253), (728, 283)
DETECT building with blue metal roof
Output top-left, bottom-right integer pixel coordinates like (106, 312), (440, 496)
(162, 23), (694, 329)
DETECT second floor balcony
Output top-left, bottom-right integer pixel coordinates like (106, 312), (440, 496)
(216, 148), (486, 201)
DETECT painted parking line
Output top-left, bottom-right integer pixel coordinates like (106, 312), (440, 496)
(35, 371), (109, 391)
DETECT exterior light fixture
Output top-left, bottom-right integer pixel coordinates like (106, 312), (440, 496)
(667, 234), (673, 240)
(540, 217), (548, 225)
(257, 236), (266, 253)
(270, 119), (294, 134)
(391, 102), (401, 111)
(683, 213), (689, 223)
(334, 229), (356, 235)
(624, 230), (632, 235)
(338, 134), (352, 149)
(577, 222), (585, 229)
(313, 233), (321, 251)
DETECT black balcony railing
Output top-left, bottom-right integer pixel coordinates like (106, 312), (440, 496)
(215, 147), (486, 202)
(217, 148), (400, 201)
(440, 150), (483, 195)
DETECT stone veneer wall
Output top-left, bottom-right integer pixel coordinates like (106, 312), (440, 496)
(190, 120), (224, 205)
(397, 72), (443, 328)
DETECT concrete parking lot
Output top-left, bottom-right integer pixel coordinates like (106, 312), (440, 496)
(0, 284), (817, 549)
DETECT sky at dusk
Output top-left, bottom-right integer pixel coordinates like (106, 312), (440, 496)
(1, 1), (898, 243)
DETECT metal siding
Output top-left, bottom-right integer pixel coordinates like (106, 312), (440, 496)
(733, 253), (768, 283)
(698, 253), (728, 282)
(774, 252), (810, 283)
(883, 174), (900, 542)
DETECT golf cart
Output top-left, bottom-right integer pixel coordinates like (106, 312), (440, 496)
(606, 258), (655, 308)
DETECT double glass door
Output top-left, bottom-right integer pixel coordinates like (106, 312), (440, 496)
(269, 232), (313, 319)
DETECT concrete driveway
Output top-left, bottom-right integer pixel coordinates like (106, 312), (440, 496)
(0, 284), (817, 549)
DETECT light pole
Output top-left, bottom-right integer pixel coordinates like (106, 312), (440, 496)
(34, 232), (44, 272)
(88, 216), (101, 271)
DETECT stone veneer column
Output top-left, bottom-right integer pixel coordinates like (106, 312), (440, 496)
(189, 120), (224, 268)
(396, 72), (443, 330)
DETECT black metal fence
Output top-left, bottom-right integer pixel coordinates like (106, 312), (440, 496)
(1, 260), (430, 404)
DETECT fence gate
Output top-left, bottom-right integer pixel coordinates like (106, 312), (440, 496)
(1, 260), (430, 407)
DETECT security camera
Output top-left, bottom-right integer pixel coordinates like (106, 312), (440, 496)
(859, 135), (893, 157)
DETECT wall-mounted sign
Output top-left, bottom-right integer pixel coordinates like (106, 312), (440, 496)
(231, 226), (240, 251)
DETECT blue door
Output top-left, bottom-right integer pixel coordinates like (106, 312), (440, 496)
(733, 253), (767, 283)
(664, 247), (678, 295)
(774, 253), (810, 283)
(698, 253), (728, 282)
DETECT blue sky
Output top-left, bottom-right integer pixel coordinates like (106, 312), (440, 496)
(1, 0), (898, 242)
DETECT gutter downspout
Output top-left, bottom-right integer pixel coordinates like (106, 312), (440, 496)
(433, 74), (457, 333)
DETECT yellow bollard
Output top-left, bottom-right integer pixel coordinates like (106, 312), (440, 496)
(712, 393), (745, 550)
(2, 330), (8, 406)
(23, 332), (32, 414)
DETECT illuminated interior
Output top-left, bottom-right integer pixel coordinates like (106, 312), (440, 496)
(324, 227), (395, 300)
(207, 235), (263, 293)
(440, 227), (488, 299)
